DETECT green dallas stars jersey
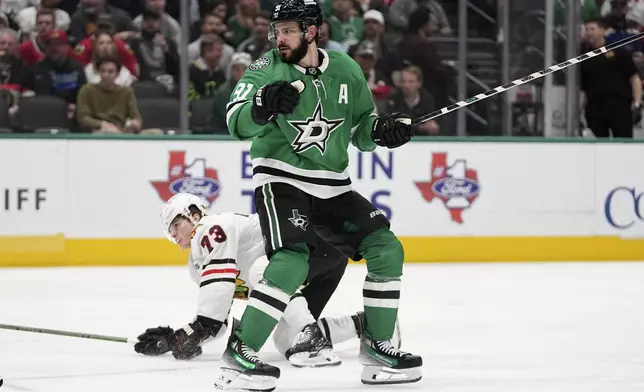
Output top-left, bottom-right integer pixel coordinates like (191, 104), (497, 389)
(226, 48), (378, 199)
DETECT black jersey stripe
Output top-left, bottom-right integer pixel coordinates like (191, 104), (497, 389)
(226, 100), (247, 114)
(200, 277), (237, 287)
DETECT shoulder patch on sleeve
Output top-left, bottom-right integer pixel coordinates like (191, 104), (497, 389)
(191, 223), (203, 239)
(249, 56), (270, 71)
(74, 45), (85, 54)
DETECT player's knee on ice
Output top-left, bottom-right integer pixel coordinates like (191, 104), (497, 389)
(358, 228), (404, 279)
(264, 243), (310, 295)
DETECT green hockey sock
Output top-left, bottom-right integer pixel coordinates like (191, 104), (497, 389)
(236, 243), (310, 351)
(358, 228), (404, 341)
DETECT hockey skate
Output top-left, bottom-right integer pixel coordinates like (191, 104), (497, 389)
(359, 334), (422, 385)
(319, 311), (402, 349)
(285, 323), (341, 368)
(215, 333), (280, 392)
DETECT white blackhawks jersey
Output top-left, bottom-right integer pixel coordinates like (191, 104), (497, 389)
(187, 213), (268, 323)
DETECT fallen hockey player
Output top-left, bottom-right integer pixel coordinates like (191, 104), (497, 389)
(133, 193), (397, 367)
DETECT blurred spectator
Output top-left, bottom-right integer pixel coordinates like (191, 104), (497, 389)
(133, 0), (181, 45)
(68, 0), (135, 44)
(397, 6), (449, 108)
(188, 13), (234, 72)
(0, 0), (39, 29)
(210, 51), (250, 133)
(603, 0), (644, 53)
(190, 0), (229, 42)
(349, 9), (403, 84)
(314, 20), (340, 53)
(318, 20), (344, 51)
(84, 34), (135, 86)
(188, 34), (226, 101)
(76, 56), (144, 133)
(0, 49), (27, 115)
(386, 65), (439, 135)
(0, 27), (19, 55)
(580, 18), (641, 138)
(73, 21), (139, 77)
(227, 0), (260, 48)
(25, 30), (86, 115)
(210, 0), (228, 20)
(352, 40), (391, 101)
(18, 9), (63, 66)
(16, 0), (70, 38)
(128, 10), (179, 90)
(327, 0), (363, 50)
(389, 0), (453, 36)
(236, 11), (271, 60)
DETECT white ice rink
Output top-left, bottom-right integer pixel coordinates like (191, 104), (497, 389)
(1, 262), (644, 392)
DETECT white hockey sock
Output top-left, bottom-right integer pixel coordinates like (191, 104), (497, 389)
(317, 315), (358, 345)
(282, 295), (316, 331)
(273, 294), (316, 355)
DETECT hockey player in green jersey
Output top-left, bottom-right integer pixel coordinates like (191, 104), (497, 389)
(218, 0), (422, 390)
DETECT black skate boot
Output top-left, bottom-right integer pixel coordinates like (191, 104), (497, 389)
(349, 311), (401, 349)
(285, 323), (341, 368)
(214, 333), (280, 392)
(352, 311), (365, 339)
(359, 334), (422, 385)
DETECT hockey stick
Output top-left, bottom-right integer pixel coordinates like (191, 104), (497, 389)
(412, 31), (644, 125)
(0, 323), (137, 344)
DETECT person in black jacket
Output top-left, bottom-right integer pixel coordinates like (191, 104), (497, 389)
(188, 33), (226, 101)
(581, 18), (642, 138)
(127, 9), (179, 91)
(25, 30), (87, 109)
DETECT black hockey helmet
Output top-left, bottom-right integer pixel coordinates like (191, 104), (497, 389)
(268, 0), (323, 41)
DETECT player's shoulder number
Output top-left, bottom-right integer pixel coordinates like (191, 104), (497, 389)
(200, 224), (227, 253)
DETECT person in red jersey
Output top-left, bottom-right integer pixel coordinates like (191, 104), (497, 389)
(72, 20), (138, 77)
(18, 8), (72, 66)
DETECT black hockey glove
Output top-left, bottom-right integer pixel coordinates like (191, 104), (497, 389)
(134, 326), (175, 356)
(251, 80), (301, 125)
(372, 112), (413, 149)
(169, 316), (227, 360)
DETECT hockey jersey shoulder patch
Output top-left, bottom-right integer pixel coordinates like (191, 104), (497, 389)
(191, 223), (203, 239)
(249, 56), (270, 71)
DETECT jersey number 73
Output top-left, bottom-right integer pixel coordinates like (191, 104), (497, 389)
(200, 225), (227, 253)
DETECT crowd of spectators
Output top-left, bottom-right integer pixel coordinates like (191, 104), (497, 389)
(0, 0), (455, 136)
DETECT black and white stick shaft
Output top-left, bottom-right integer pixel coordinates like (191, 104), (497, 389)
(412, 31), (644, 125)
(0, 323), (137, 344)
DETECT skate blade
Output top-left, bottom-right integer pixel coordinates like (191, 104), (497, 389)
(360, 365), (422, 385)
(214, 368), (277, 392)
(289, 349), (341, 368)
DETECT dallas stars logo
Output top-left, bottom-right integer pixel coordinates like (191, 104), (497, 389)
(288, 102), (344, 154)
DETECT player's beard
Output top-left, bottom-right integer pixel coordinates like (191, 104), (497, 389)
(278, 36), (309, 64)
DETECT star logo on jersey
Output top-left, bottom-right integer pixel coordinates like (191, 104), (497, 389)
(151, 151), (221, 207)
(288, 102), (344, 154)
(288, 209), (308, 231)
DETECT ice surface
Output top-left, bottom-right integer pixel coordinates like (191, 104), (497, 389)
(1, 262), (644, 392)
